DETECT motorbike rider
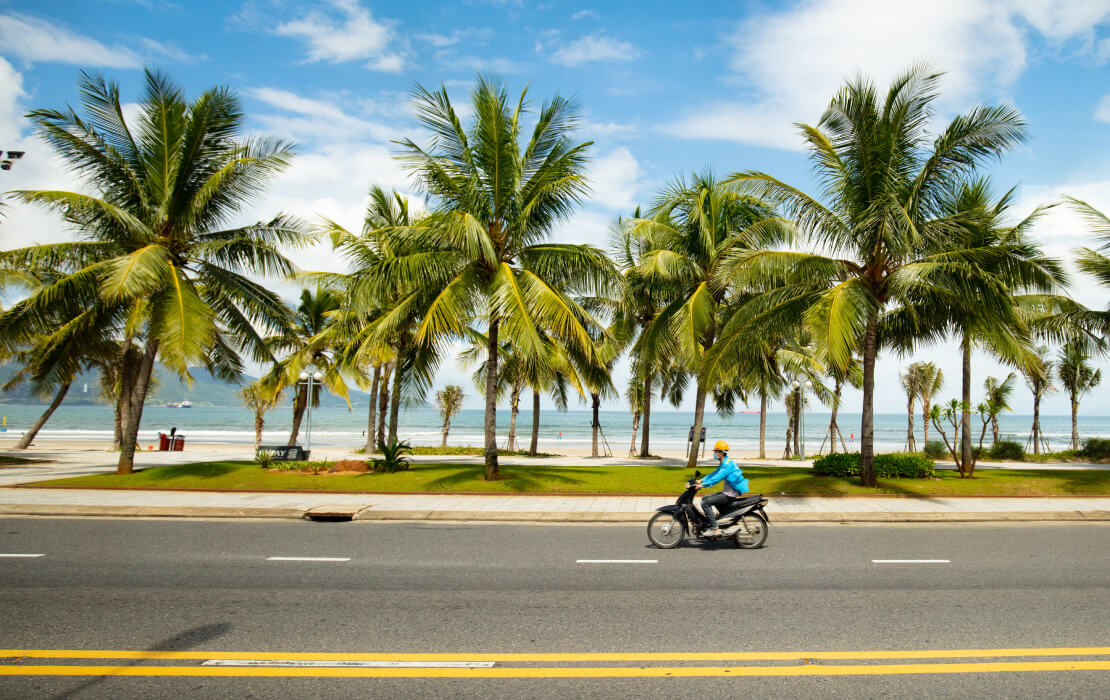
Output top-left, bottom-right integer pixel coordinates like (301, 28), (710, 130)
(696, 440), (749, 537)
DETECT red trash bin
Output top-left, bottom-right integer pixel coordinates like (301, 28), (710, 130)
(172, 435), (185, 451)
(158, 433), (170, 451)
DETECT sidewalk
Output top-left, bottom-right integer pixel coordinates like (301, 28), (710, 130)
(0, 446), (1107, 523)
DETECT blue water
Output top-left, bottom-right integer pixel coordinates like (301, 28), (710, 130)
(0, 403), (1105, 454)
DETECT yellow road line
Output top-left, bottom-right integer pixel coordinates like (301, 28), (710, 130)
(0, 661), (1108, 678)
(3, 647), (1109, 662)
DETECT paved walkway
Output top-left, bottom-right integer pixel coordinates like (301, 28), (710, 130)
(0, 446), (1107, 523)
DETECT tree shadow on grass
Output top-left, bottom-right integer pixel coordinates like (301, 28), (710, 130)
(414, 464), (606, 492)
(140, 461), (241, 481)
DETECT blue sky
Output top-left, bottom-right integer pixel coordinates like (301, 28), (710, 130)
(2, 0), (1110, 416)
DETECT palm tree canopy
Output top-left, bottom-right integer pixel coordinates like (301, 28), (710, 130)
(2, 68), (311, 377)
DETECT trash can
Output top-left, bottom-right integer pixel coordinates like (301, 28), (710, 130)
(158, 433), (170, 451)
(172, 435), (185, 451)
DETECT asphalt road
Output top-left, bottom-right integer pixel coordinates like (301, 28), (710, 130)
(0, 517), (1107, 698)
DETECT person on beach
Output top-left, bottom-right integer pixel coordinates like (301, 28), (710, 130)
(696, 440), (749, 537)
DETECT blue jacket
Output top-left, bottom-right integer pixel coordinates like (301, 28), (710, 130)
(700, 457), (748, 495)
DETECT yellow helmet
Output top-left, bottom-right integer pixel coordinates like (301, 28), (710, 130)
(713, 440), (729, 452)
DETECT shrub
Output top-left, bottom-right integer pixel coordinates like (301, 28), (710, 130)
(924, 441), (946, 459)
(812, 452), (934, 478)
(812, 452), (860, 477)
(988, 440), (1025, 461)
(1079, 438), (1110, 460)
(372, 438), (413, 473)
(254, 450), (274, 469)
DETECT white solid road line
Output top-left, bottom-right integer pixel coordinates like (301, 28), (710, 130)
(0, 553), (44, 558)
(266, 557), (351, 562)
(576, 559), (658, 564)
(872, 559), (951, 564)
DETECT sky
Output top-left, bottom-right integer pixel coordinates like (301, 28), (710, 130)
(1, 0), (1110, 417)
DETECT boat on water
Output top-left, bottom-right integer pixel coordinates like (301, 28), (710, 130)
(166, 402), (180, 408)
(181, 400), (193, 408)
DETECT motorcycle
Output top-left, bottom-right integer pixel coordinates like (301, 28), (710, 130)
(647, 470), (769, 549)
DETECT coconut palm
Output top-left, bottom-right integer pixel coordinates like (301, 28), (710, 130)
(239, 379), (282, 450)
(435, 385), (465, 448)
(718, 66), (1030, 486)
(916, 362), (944, 447)
(900, 364), (924, 451)
(1057, 340), (1101, 450)
(819, 352), (861, 454)
(1021, 345), (1055, 454)
(3, 69), (308, 473)
(375, 76), (616, 479)
(1063, 197), (1110, 334)
(628, 171), (785, 468)
(982, 372), (1017, 445)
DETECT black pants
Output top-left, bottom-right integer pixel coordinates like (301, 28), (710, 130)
(700, 492), (738, 529)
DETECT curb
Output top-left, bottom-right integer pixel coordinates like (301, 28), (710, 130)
(0, 505), (1106, 522)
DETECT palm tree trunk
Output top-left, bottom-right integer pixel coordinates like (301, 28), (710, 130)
(922, 400), (931, 446)
(685, 379), (707, 468)
(287, 386), (306, 446)
(366, 364), (380, 453)
(829, 378), (842, 454)
(528, 390), (540, 455)
(784, 396), (794, 459)
(629, 410), (640, 456)
(483, 319), (501, 480)
(15, 381), (71, 449)
(905, 396), (916, 452)
(1031, 392), (1041, 455)
(991, 418), (1000, 446)
(441, 415), (451, 448)
(1070, 395), (1079, 450)
(388, 360), (402, 444)
(591, 392), (601, 458)
(639, 373), (652, 458)
(377, 362), (392, 450)
(860, 316), (878, 487)
(507, 386), (520, 452)
(758, 390), (767, 459)
(960, 332), (974, 477)
(117, 340), (159, 475)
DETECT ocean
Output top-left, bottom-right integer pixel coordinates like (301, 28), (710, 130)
(0, 403), (1106, 455)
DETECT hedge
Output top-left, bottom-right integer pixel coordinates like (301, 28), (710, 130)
(1079, 438), (1110, 460)
(812, 452), (935, 479)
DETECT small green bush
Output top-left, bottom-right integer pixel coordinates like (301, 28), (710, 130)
(812, 452), (934, 478)
(372, 438), (413, 473)
(988, 440), (1025, 461)
(254, 450), (275, 469)
(924, 441), (946, 459)
(1079, 438), (1110, 460)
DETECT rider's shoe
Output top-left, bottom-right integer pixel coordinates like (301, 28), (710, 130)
(703, 527), (722, 537)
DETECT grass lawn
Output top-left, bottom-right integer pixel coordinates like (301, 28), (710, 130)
(22, 461), (1110, 496)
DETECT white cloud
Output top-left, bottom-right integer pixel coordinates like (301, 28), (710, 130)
(274, 0), (404, 72)
(0, 12), (140, 68)
(1096, 95), (1110, 123)
(551, 33), (641, 66)
(571, 9), (599, 20)
(245, 87), (402, 142)
(585, 147), (643, 211)
(139, 38), (205, 64)
(664, 0), (1110, 149)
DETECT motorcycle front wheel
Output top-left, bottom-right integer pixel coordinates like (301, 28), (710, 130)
(733, 513), (768, 549)
(647, 512), (685, 549)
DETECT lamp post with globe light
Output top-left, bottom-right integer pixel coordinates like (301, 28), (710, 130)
(298, 367), (323, 456)
(792, 379), (813, 460)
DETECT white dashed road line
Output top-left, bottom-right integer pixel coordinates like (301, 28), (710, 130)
(872, 559), (951, 564)
(576, 559), (658, 564)
(0, 553), (44, 558)
(266, 556), (351, 562)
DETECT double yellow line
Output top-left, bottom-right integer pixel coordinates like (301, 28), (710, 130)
(2, 648), (1108, 678)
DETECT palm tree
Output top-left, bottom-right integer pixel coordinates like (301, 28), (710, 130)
(820, 352), (861, 454)
(3, 69), (308, 473)
(917, 362), (944, 447)
(240, 380), (282, 450)
(376, 76), (616, 479)
(900, 364), (924, 451)
(628, 171), (785, 468)
(1064, 197), (1110, 335)
(982, 373), (1017, 445)
(1021, 345), (1054, 455)
(719, 66), (1029, 486)
(435, 385), (465, 448)
(1057, 341), (1101, 450)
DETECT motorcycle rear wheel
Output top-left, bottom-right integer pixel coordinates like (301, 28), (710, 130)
(647, 512), (685, 549)
(733, 513), (768, 549)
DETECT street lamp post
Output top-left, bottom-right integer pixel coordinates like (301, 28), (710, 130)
(792, 379), (814, 460)
(297, 367), (323, 457)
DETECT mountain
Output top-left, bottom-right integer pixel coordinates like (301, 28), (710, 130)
(0, 363), (371, 408)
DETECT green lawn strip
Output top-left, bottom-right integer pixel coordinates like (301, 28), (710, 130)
(21, 461), (1110, 496)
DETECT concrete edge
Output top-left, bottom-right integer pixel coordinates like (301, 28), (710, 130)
(0, 505), (1106, 523)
